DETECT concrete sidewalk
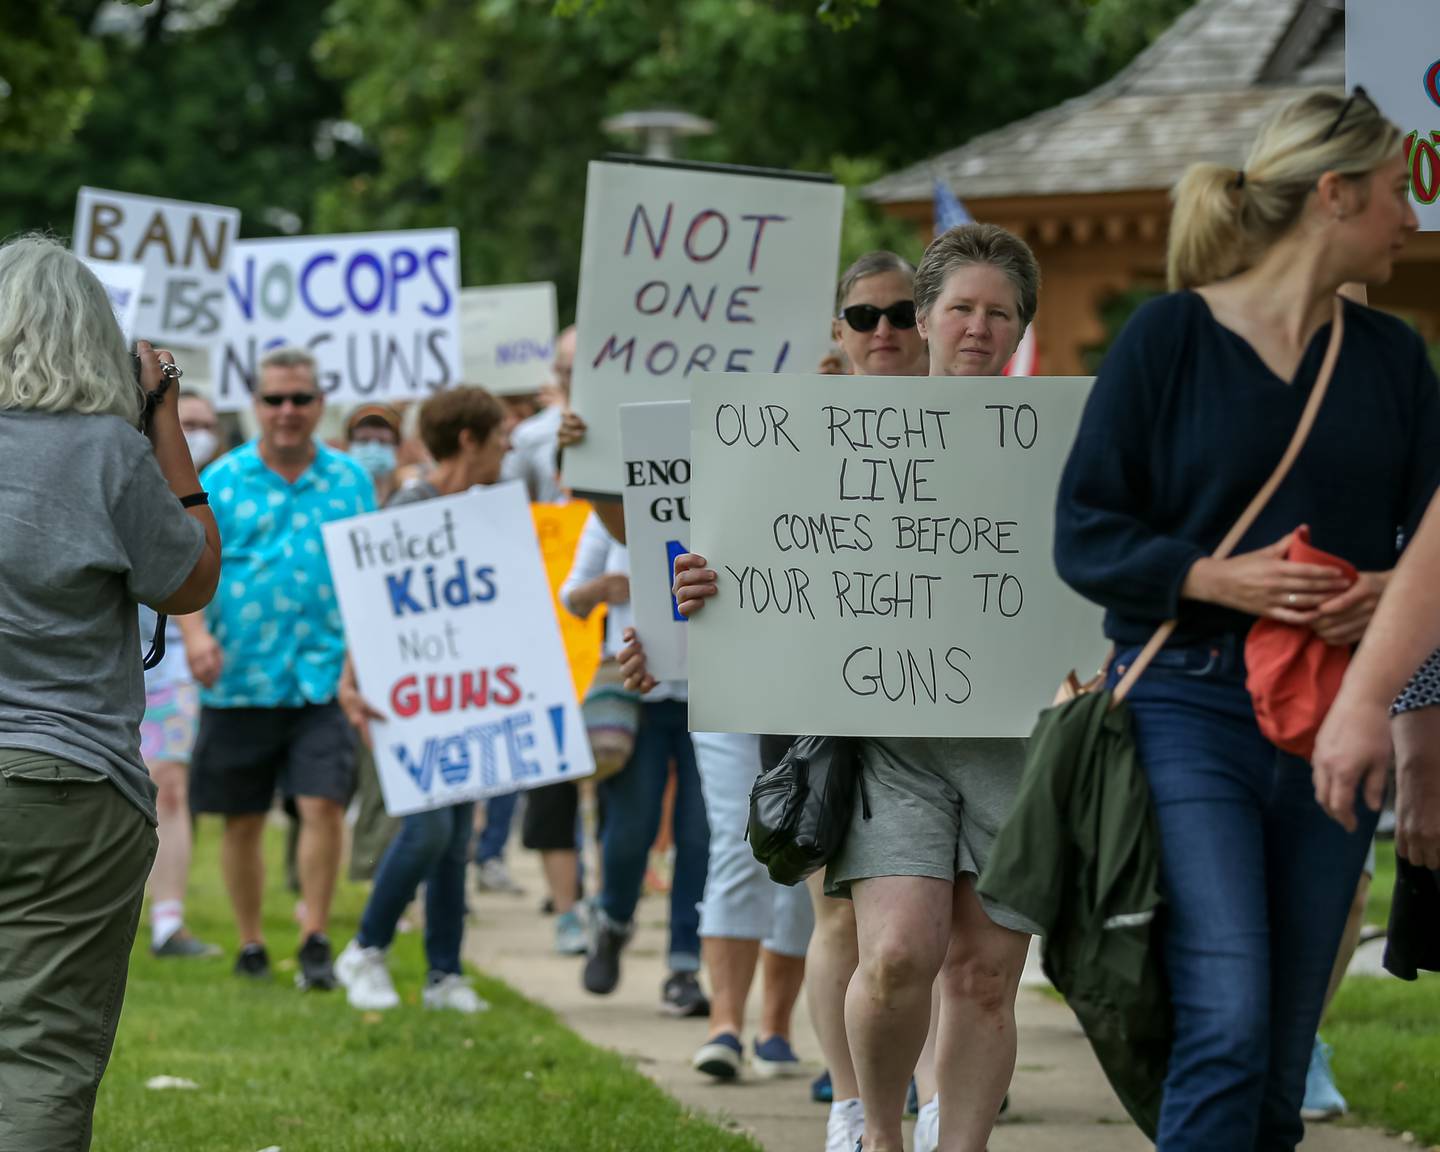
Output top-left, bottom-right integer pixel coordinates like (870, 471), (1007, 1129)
(464, 849), (1411, 1152)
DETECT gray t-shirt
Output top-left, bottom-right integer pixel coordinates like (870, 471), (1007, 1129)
(0, 410), (207, 822)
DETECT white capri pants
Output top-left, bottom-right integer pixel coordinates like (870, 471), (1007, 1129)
(693, 731), (814, 958)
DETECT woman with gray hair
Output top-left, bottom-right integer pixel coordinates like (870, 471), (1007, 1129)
(0, 234), (220, 1149)
(672, 224), (1044, 1152)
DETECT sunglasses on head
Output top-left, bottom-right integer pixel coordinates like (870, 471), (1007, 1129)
(258, 392), (318, 408)
(1322, 85), (1375, 143)
(839, 301), (918, 332)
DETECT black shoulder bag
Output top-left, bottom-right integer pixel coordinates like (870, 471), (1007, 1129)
(747, 734), (869, 887)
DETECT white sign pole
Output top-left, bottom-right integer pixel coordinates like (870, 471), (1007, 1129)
(73, 188), (240, 346)
(619, 401), (691, 682)
(322, 483), (594, 816)
(1347, 3), (1440, 231)
(459, 283), (558, 395)
(82, 259), (147, 343)
(211, 229), (463, 411)
(562, 161), (844, 494)
(687, 374), (1105, 738)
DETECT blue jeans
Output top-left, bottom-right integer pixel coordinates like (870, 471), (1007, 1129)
(1110, 635), (1377, 1151)
(474, 791), (518, 865)
(358, 801), (475, 976)
(597, 699), (709, 972)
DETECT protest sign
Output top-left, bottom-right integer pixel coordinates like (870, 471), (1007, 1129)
(1348, 2), (1440, 231)
(73, 188), (239, 347)
(687, 374), (1105, 738)
(210, 229), (462, 411)
(533, 501), (607, 700)
(562, 159), (843, 494)
(323, 482), (593, 816)
(619, 401), (690, 682)
(82, 259), (146, 343)
(460, 283), (558, 396)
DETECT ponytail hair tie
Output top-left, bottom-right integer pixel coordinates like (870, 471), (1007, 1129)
(1233, 169), (1246, 190)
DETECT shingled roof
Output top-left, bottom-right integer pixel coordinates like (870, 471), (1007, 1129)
(865, 0), (1345, 204)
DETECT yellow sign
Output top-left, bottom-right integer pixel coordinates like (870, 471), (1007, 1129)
(532, 501), (605, 701)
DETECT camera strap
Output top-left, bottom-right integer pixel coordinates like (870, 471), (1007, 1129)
(143, 613), (168, 670)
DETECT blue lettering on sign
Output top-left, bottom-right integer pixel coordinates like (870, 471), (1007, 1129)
(667, 539), (688, 623)
(385, 559), (498, 617)
(392, 710), (548, 796)
(496, 339), (555, 366)
(299, 252), (342, 319)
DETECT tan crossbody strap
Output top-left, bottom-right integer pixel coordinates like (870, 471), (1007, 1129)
(1111, 296), (1345, 705)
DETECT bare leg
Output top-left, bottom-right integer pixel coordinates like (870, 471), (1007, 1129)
(805, 872), (861, 1101)
(222, 812), (267, 945)
(936, 878), (1030, 1152)
(848, 876), (952, 1152)
(758, 947), (806, 1041)
(915, 976), (942, 1105)
(148, 760), (192, 907)
(541, 849), (579, 915)
(703, 936), (761, 1038)
(295, 796), (344, 939)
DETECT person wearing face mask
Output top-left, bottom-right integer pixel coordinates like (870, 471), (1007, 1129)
(345, 404), (403, 505)
(139, 390), (224, 958)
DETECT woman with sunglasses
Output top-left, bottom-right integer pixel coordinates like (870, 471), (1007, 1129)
(668, 226), (1044, 1152)
(1055, 89), (1436, 1150)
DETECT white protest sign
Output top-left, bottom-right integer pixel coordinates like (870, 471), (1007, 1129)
(460, 283), (558, 395)
(73, 188), (239, 346)
(322, 482), (594, 816)
(82, 259), (146, 343)
(688, 374), (1106, 737)
(562, 160), (844, 494)
(1348, 3), (1440, 231)
(211, 229), (462, 411)
(620, 401), (690, 682)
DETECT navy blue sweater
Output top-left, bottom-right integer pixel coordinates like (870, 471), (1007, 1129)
(1055, 292), (1440, 646)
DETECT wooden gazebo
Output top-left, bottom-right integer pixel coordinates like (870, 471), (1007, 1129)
(865, 0), (1440, 374)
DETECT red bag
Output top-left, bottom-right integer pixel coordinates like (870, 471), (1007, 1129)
(1244, 525), (1357, 760)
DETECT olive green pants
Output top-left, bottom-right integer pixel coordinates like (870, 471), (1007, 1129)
(0, 750), (156, 1152)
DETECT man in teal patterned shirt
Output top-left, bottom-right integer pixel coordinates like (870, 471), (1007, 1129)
(184, 347), (375, 990)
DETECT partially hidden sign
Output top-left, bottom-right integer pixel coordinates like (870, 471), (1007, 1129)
(532, 501), (607, 701)
(211, 229), (462, 411)
(460, 283), (558, 396)
(687, 374), (1105, 737)
(73, 188), (239, 346)
(619, 401), (690, 683)
(82, 259), (146, 343)
(562, 160), (843, 494)
(1348, 2), (1440, 231)
(323, 482), (594, 816)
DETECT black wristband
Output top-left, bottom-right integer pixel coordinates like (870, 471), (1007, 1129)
(179, 491), (209, 508)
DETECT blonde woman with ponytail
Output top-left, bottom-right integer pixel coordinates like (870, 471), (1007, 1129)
(1054, 89), (1437, 1151)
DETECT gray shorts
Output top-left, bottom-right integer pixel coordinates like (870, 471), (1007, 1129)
(826, 736), (1040, 936)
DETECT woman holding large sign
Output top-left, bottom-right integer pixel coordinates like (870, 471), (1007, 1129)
(672, 225), (1044, 1152)
(1055, 90), (1436, 1150)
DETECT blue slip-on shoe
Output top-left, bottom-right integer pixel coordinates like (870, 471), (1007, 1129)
(752, 1034), (804, 1080)
(1302, 1036), (1348, 1121)
(693, 1031), (743, 1081)
(812, 1068), (833, 1104)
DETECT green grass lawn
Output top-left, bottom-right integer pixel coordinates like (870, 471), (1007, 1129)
(1325, 838), (1440, 1145)
(94, 818), (757, 1152)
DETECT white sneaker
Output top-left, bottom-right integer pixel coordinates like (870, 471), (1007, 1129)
(914, 1093), (940, 1152)
(825, 1098), (864, 1152)
(423, 973), (490, 1014)
(475, 858), (521, 894)
(335, 939), (400, 1011)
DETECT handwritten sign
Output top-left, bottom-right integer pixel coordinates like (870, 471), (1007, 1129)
(460, 283), (558, 396)
(73, 188), (240, 346)
(687, 374), (1105, 737)
(211, 229), (462, 411)
(82, 259), (146, 343)
(323, 483), (593, 816)
(619, 401), (690, 682)
(533, 501), (607, 700)
(1348, 2), (1440, 231)
(562, 160), (843, 494)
